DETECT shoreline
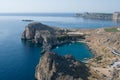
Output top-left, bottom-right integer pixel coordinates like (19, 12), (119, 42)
(21, 22), (120, 80)
(51, 39), (95, 64)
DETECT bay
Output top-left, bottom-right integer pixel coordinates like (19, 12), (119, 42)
(0, 13), (120, 80)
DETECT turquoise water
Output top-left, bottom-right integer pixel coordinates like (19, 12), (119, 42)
(52, 42), (93, 61)
(0, 13), (120, 80)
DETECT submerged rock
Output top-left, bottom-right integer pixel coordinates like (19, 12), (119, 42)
(35, 52), (90, 80)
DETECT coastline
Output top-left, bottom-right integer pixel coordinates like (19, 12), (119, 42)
(21, 22), (120, 80)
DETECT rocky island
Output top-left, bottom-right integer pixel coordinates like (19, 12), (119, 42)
(22, 22), (120, 80)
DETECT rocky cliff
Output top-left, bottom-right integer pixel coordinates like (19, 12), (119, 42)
(21, 22), (56, 44)
(35, 52), (90, 80)
(22, 22), (85, 52)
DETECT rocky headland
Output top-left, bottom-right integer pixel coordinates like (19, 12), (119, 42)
(22, 22), (120, 80)
(21, 22), (85, 52)
(35, 52), (90, 80)
(21, 22), (92, 80)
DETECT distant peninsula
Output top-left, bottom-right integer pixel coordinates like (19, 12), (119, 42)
(76, 12), (120, 20)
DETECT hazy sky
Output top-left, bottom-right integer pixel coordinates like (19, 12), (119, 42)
(0, 0), (119, 13)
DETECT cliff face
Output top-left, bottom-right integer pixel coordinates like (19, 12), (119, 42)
(35, 52), (90, 80)
(21, 22), (56, 43)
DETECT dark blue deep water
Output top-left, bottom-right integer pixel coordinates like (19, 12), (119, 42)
(0, 13), (120, 80)
(0, 20), (41, 80)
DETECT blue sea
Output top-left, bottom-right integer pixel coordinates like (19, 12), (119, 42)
(0, 13), (120, 80)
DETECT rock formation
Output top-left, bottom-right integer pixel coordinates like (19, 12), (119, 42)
(21, 22), (56, 44)
(35, 52), (90, 80)
(21, 22), (85, 52)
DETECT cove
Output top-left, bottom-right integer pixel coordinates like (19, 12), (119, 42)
(52, 42), (93, 61)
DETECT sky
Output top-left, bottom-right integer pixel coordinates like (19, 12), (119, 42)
(0, 0), (119, 13)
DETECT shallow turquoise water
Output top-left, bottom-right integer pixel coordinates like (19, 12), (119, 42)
(52, 42), (93, 61)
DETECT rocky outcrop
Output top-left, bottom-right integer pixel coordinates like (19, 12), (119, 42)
(35, 52), (90, 80)
(21, 22), (56, 43)
(22, 22), (85, 52)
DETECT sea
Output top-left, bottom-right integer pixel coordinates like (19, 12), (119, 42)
(0, 13), (120, 80)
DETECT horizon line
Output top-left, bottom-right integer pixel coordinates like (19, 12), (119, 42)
(0, 11), (118, 14)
